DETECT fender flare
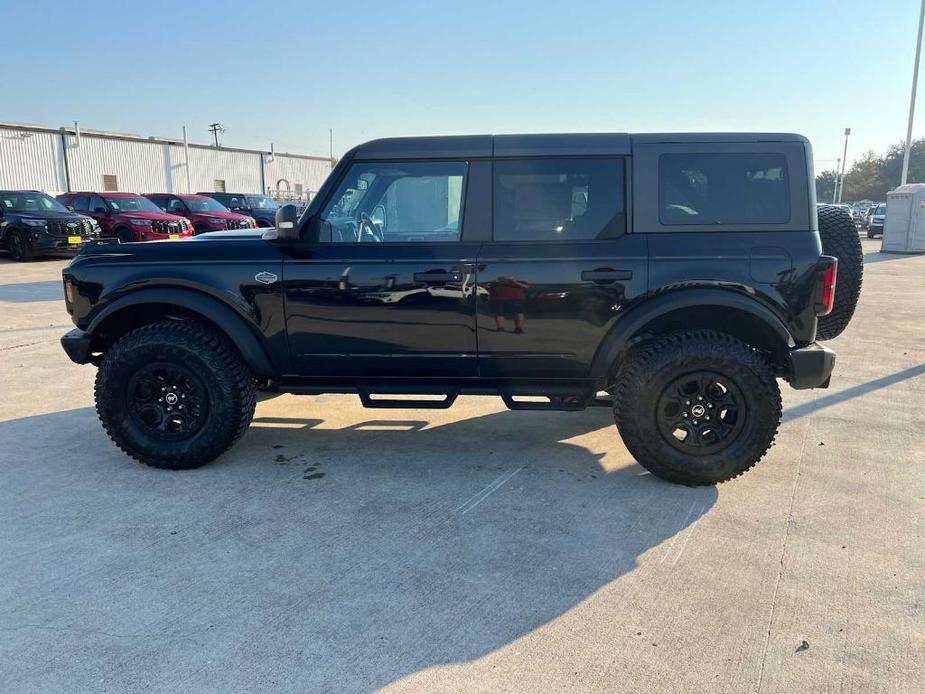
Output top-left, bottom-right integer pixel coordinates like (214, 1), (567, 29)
(590, 288), (795, 379)
(87, 287), (275, 376)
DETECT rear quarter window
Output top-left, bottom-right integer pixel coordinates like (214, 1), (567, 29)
(659, 152), (790, 225)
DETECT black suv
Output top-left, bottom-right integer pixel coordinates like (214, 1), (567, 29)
(1, 190), (100, 261)
(196, 192), (279, 227)
(60, 133), (862, 485)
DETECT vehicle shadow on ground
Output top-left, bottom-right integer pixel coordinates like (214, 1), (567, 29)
(0, 280), (64, 302)
(0, 405), (715, 693)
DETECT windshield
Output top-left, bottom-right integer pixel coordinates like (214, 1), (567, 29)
(184, 197), (229, 213)
(245, 196), (279, 210)
(106, 196), (163, 213)
(875, 205), (886, 215)
(1, 191), (69, 214)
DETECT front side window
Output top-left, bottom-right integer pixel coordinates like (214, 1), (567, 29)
(493, 158), (626, 241)
(319, 161), (466, 243)
(659, 153), (790, 225)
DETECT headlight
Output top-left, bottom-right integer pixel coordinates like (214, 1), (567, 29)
(22, 218), (47, 227)
(129, 218), (153, 226)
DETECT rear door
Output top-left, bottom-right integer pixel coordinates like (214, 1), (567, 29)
(476, 156), (647, 377)
(282, 159), (487, 378)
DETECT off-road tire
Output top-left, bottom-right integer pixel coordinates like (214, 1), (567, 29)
(817, 204), (863, 340)
(613, 330), (781, 486)
(9, 229), (34, 261)
(95, 320), (256, 470)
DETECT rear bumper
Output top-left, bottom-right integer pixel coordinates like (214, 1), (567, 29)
(788, 343), (836, 389)
(61, 328), (93, 365)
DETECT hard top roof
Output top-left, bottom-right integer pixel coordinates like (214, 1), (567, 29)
(352, 133), (808, 160)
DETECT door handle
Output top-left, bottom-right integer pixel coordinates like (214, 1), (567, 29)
(581, 268), (633, 283)
(414, 270), (463, 283)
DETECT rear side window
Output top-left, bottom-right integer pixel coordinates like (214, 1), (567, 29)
(493, 158), (625, 241)
(659, 153), (790, 225)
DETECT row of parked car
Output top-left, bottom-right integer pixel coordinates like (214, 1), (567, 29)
(0, 189), (284, 261)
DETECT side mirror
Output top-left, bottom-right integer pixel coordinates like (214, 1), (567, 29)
(371, 204), (386, 227)
(274, 204), (300, 241)
(66, 205), (75, 212)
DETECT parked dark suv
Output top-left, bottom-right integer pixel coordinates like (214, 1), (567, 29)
(61, 133), (862, 486)
(144, 194), (258, 234)
(1, 190), (100, 261)
(197, 192), (279, 227)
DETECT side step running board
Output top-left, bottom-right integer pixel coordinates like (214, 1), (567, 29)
(358, 385), (459, 409)
(500, 386), (600, 411)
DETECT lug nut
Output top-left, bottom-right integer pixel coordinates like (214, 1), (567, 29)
(697, 396), (703, 401)
(682, 412), (688, 417)
(707, 403), (713, 408)
(693, 420), (699, 425)
(685, 400), (691, 405)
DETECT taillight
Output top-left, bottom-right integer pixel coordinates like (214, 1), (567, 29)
(817, 256), (838, 316)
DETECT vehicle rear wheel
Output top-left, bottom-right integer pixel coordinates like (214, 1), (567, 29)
(9, 230), (34, 261)
(816, 204), (863, 340)
(612, 330), (781, 486)
(95, 320), (256, 469)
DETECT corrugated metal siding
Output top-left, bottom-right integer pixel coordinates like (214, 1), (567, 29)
(185, 147), (262, 194)
(0, 126), (67, 192)
(264, 155), (333, 198)
(67, 133), (177, 193)
(0, 123), (331, 197)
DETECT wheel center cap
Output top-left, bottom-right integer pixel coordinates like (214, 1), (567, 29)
(691, 404), (706, 417)
(165, 393), (179, 405)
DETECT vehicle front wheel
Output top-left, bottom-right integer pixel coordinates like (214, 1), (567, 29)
(95, 320), (256, 469)
(115, 227), (136, 244)
(612, 330), (781, 486)
(9, 230), (35, 261)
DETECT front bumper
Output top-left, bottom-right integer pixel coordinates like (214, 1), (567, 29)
(32, 234), (99, 254)
(61, 328), (93, 365)
(788, 343), (836, 389)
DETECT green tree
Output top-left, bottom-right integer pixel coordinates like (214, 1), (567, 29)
(842, 151), (887, 201)
(815, 170), (839, 202)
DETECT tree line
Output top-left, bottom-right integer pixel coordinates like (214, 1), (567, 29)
(816, 138), (925, 202)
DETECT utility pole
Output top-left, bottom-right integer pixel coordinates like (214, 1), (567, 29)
(329, 128), (334, 162)
(837, 128), (851, 203)
(207, 122), (226, 148)
(902, 0), (925, 185)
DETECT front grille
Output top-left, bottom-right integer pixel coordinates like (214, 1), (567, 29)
(47, 219), (93, 237)
(152, 220), (184, 235)
(226, 219), (250, 230)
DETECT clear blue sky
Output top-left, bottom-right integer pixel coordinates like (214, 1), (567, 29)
(4, 0), (922, 172)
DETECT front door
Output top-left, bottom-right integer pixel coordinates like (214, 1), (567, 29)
(283, 159), (481, 378)
(476, 156), (648, 378)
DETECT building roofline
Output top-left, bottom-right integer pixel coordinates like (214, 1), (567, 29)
(0, 120), (332, 163)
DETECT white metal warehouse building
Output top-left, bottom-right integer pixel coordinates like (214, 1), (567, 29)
(0, 121), (333, 200)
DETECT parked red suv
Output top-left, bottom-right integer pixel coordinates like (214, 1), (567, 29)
(143, 193), (257, 234)
(57, 192), (193, 243)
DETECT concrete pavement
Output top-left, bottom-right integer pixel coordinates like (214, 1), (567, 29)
(0, 238), (922, 693)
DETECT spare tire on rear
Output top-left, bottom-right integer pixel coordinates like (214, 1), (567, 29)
(816, 204), (863, 340)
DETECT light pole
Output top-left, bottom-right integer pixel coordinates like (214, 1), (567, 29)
(832, 158), (841, 203)
(837, 128), (851, 203)
(902, 0), (925, 185)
